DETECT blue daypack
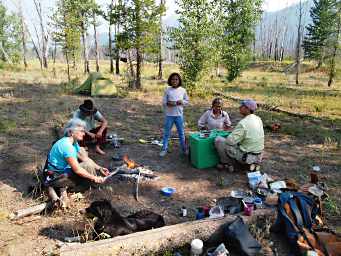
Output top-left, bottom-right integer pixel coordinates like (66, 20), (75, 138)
(271, 192), (328, 255)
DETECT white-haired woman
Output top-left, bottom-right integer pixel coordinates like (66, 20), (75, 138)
(44, 118), (109, 208)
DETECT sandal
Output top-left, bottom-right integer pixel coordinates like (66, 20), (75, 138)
(216, 163), (235, 172)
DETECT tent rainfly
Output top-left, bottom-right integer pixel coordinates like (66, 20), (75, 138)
(74, 72), (117, 97)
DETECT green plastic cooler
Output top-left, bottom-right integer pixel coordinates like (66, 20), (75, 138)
(189, 130), (230, 169)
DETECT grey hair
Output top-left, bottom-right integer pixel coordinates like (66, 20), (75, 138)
(63, 118), (87, 137)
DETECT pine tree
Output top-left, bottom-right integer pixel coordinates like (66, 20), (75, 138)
(326, 0), (341, 86)
(303, 0), (334, 68)
(172, 0), (219, 91)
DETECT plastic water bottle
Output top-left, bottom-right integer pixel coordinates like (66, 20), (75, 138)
(181, 206), (187, 217)
(112, 134), (119, 148)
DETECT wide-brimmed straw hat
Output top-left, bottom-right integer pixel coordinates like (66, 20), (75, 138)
(79, 99), (97, 114)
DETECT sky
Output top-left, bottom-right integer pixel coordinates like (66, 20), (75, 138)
(3, 0), (305, 16)
(163, 0), (304, 17)
(3, 0), (305, 33)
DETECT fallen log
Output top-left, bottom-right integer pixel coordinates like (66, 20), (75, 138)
(60, 209), (274, 256)
(212, 90), (311, 119)
(9, 202), (47, 220)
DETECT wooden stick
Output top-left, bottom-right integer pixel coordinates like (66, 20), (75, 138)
(9, 202), (48, 220)
(14, 215), (42, 225)
(135, 170), (141, 201)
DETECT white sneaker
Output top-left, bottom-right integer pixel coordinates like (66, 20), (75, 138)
(159, 150), (167, 157)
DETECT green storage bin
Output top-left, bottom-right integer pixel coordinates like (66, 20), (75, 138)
(189, 130), (230, 169)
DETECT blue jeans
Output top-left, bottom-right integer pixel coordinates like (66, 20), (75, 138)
(162, 115), (186, 152)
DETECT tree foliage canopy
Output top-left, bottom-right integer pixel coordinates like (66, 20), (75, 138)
(218, 0), (263, 81)
(172, 0), (219, 91)
(0, 3), (21, 63)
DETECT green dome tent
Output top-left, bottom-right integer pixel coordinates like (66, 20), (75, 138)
(74, 72), (117, 97)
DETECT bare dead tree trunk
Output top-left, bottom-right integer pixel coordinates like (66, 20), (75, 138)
(72, 51), (77, 70)
(18, 3), (28, 69)
(268, 42), (272, 59)
(127, 49), (135, 86)
(42, 34), (49, 69)
(26, 27), (42, 67)
(274, 17), (278, 61)
(109, 0), (114, 73)
(295, 0), (303, 85)
(115, 0), (121, 75)
(253, 32), (256, 62)
(136, 48), (142, 89)
(274, 37), (278, 61)
(280, 46), (284, 61)
(65, 50), (71, 82)
(33, 24), (43, 69)
(327, 8), (341, 87)
(280, 25), (288, 61)
(53, 41), (57, 77)
(114, 24), (120, 75)
(93, 11), (100, 72)
(33, 0), (49, 69)
(109, 24), (113, 73)
(81, 22), (90, 74)
(157, 0), (165, 80)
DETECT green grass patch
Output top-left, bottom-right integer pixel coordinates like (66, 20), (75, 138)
(324, 197), (340, 217)
(0, 119), (17, 133)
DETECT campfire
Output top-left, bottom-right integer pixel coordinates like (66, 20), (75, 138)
(108, 155), (159, 182)
(123, 154), (138, 169)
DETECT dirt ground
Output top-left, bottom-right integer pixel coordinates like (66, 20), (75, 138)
(0, 71), (340, 255)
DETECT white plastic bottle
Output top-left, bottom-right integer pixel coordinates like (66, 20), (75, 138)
(191, 239), (203, 256)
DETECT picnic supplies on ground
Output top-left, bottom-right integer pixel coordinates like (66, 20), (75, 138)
(138, 138), (163, 147)
(247, 171), (262, 190)
(208, 205), (224, 219)
(216, 197), (243, 214)
(161, 187), (176, 197)
(207, 243), (230, 256)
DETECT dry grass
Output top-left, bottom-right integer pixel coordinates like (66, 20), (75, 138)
(0, 59), (340, 255)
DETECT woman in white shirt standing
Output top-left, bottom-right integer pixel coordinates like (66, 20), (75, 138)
(198, 98), (231, 131)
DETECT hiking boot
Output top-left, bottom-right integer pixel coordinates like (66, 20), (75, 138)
(159, 150), (167, 157)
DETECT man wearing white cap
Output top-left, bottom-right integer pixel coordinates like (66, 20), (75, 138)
(215, 99), (264, 171)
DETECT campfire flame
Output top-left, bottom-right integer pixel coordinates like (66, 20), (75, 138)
(123, 155), (138, 169)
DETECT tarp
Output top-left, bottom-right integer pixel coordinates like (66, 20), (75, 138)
(74, 72), (117, 97)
